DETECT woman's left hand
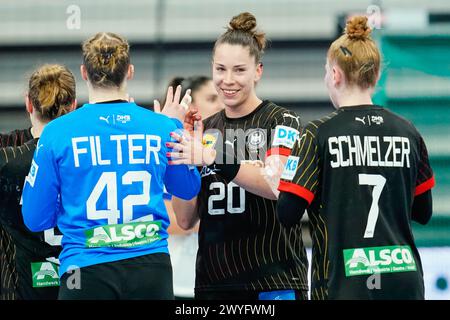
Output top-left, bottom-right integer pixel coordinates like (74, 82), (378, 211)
(154, 85), (192, 123)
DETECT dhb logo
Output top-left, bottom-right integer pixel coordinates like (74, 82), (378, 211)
(116, 114), (131, 124)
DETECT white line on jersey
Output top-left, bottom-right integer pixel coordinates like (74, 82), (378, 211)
(35, 143), (44, 156)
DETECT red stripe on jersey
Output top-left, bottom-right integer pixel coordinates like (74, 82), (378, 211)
(415, 175), (435, 196)
(278, 181), (315, 204)
(266, 147), (291, 157)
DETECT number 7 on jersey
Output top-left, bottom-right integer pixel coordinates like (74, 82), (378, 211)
(358, 174), (386, 238)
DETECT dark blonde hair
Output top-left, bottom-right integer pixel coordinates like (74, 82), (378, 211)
(82, 32), (130, 88)
(28, 64), (76, 121)
(328, 16), (380, 89)
(213, 12), (267, 64)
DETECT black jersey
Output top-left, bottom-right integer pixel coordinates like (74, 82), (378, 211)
(195, 100), (308, 294)
(0, 128), (33, 299)
(0, 128), (33, 148)
(0, 138), (62, 300)
(279, 105), (435, 300)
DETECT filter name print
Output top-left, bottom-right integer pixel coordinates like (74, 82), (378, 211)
(71, 134), (161, 167)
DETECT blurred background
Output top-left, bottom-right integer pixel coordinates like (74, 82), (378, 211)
(0, 0), (449, 299)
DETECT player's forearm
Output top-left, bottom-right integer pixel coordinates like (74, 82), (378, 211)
(165, 199), (199, 234)
(412, 190), (433, 225)
(233, 164), (278, 200)
(276, 191), (307, 228)
(172, 195), (200, 230)
(233, 155), (287, 200)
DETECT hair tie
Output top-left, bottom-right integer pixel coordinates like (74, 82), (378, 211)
(101, 52), (113, 64)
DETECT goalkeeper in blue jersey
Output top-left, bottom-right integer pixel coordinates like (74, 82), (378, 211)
(21, 32), (201, 300)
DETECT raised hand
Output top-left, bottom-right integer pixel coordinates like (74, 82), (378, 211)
(153, 99), (161, 113)
(156, 85), (192, 123)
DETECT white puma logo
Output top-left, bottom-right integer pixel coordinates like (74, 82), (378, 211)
(225, 137), (237, 148)
(283, 113), (300, 126)
(355, 117), (366, 125)
(99, 116), (110, 124)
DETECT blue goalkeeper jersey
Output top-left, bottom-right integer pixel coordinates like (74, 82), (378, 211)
(21, 101), (200, 276)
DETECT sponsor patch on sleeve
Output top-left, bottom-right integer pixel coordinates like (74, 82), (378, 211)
(26, 159), (39, 187)
(281, 156), (299, 181)
(272, 125), (299, 149)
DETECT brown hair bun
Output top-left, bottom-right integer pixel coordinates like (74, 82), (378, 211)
(82, 32), (130, 88)
(219, 12), (266, 54)
(229, 12), (257, 33)
(345, 16), (371, 41)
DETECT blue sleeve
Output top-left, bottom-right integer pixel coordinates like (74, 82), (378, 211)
(164, 165), (201, 200)
(163, 117), (201, 200)
(21, 131), (60, 232)
(170, 117), (183, 128)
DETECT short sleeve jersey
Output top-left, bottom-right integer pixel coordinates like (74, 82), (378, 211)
(22, 102), (200, 276)
(195, 100), (309, 293)
(279, 105), (435, 299)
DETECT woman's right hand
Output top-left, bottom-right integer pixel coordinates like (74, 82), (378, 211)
(166, 121), (216, 166)
(153, 85), (192, 123)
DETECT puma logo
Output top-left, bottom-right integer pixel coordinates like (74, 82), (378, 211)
(99, 116), (110, 124)
(225, 137), (237, 148)
(283, 113), (300, 126)
(355, 116), (366, 125)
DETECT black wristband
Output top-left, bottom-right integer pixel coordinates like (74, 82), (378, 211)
(212, 161), (241, 182)
(208, 138), (241, 181)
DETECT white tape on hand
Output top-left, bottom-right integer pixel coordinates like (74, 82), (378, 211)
(180, 91), (192, 111)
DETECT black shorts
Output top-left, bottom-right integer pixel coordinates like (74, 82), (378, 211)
(195, 289), (308, 300)
(58, 253), (173, 300)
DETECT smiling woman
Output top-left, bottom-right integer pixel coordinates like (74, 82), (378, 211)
(170, 12), (309, 301)
(211, 12), (265, 117)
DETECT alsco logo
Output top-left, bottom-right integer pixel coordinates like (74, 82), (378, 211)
(31, 262), (60, 287)
(85, 221), (162, 248)
(343, 245), (417, 277)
